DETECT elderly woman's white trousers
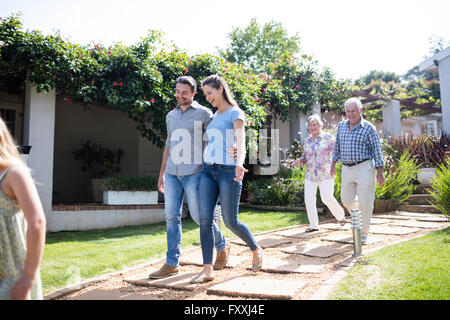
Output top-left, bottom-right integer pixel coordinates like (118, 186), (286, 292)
(304, 178), (345, 229)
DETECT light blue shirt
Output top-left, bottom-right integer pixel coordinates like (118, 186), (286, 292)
(204, 106), (246, 165)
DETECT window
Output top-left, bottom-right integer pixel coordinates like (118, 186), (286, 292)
(0, 108), (16, 136)
(425, 120), (437, 136)
(0, 104), (23, 144)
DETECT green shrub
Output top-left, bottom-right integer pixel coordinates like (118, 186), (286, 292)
(375, 151), (418, 204)
(333, 162), (342, 201)
(382, 134), (449, 170)
(249, 165), (305, 207)
(428, 157), (450, 216)
(101, 175), (158, 192)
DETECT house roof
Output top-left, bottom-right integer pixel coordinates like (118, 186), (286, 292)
(419, 46), (450, 72)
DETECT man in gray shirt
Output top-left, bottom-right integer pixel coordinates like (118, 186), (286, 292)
(148, 76), (229, 279)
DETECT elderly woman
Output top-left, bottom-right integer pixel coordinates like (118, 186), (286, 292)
(294, 114), (347, 232)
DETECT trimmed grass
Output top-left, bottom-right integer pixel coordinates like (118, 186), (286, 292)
(41, 209), (309, 294)
(328, 227), (450, 300)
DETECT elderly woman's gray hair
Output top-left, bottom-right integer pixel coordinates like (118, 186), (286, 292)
(344, 97), (363, 111)
(307, 114), (323, 127)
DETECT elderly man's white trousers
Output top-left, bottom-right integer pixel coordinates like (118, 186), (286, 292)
(340, 160), (376, 237)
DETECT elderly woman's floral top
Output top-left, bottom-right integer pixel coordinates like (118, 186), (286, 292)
(300, 132), (335, 182)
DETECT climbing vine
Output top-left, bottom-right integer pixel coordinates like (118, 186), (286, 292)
(0, 14), (348, 147)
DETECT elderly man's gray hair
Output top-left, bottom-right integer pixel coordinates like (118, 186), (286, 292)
(344, 97), (363, 111)
(307, 114), (323, 127)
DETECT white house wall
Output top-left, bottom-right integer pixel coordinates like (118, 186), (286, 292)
(53, 99), (141, 203)
(23, 84), (56, 226)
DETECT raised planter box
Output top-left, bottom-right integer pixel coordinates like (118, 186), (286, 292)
(103, 190), (158, 205)
(417, 168), (437, 185)
(373, 199), (398, 213)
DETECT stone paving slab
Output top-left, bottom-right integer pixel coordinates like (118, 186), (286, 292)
(272, 228), (329, 239)
(180, 250), (249, 268)
(391, 221), (445, 229)
(396, 211), (446, 218)
(207, 276), (306, 299)
(124, 272), (199, 291)
(321, 233), (383, 245)
(247, 257), (326, 274)
(374, 214), (412, 220)
(417, 217), (449, 222)
(318, 223), (352, 231)
(282, 243), (349, 258)
(370, 218), (393, 224)
(70, 289), (156, 300)
(369, 226), (421, 235)
(230, 236), (292, 248)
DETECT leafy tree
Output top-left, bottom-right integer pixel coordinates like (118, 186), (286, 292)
(355, 70), (400, 86)
(219, 18), (301, 73)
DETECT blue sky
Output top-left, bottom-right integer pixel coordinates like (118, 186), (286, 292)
(1, 0), (449, 80)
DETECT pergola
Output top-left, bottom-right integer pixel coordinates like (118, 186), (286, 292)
(419, 46), (450, 135)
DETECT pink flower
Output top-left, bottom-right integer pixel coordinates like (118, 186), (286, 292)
(189, 59), (193, 63)
(184, 69), (189, 73)
(263, 88), (267, 92)
(296, 84), (300, 89)
(150, 99), (155, 103)
(113, 81), (118, 86)
(108, 51), (112, 55)
(267, 102), (271, 105)
(119, 82), (123, 86)
(250, 121), (254, 126)
(64, 98), (72, 104)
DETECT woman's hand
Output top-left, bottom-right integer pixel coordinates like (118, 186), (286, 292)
(293, 159), (306, 166)
(10, 274), (34, 300)
(234, 165), (248, 182)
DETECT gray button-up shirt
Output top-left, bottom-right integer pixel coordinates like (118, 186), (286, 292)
(165, 101), (213, 176)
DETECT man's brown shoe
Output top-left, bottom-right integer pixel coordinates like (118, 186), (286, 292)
(213, 243), (231, 270)
(148, 264), (179, 279)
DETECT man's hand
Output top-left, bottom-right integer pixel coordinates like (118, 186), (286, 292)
(158, 175), (165, 194)
(376, 168), (385, 187)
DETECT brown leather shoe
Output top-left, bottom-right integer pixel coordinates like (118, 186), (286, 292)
(148, 264), (179, 279)
(213, 243), (231, 270)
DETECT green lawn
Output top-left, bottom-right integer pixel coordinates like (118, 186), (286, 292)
(41, 209), (308, 294)
(328, 227), (450, 300)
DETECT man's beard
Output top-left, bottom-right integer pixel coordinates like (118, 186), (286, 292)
(177, 98), (191, 107)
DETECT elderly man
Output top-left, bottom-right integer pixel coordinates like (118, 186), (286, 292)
(148, 76), (230, 279)
(330, 97), (385, 243)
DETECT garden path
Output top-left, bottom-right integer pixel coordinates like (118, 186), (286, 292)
(46, 210), (449, 300)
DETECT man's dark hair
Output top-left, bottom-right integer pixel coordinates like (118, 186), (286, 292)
(175, 76), (197, 92)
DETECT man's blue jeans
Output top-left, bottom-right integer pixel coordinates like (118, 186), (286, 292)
(199, 164), (258, 265)
(164, 172), (226, 267)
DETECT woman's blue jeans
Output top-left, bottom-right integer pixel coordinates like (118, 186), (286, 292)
(164, 172), (226, 267)
(199, 164), (258, 265)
